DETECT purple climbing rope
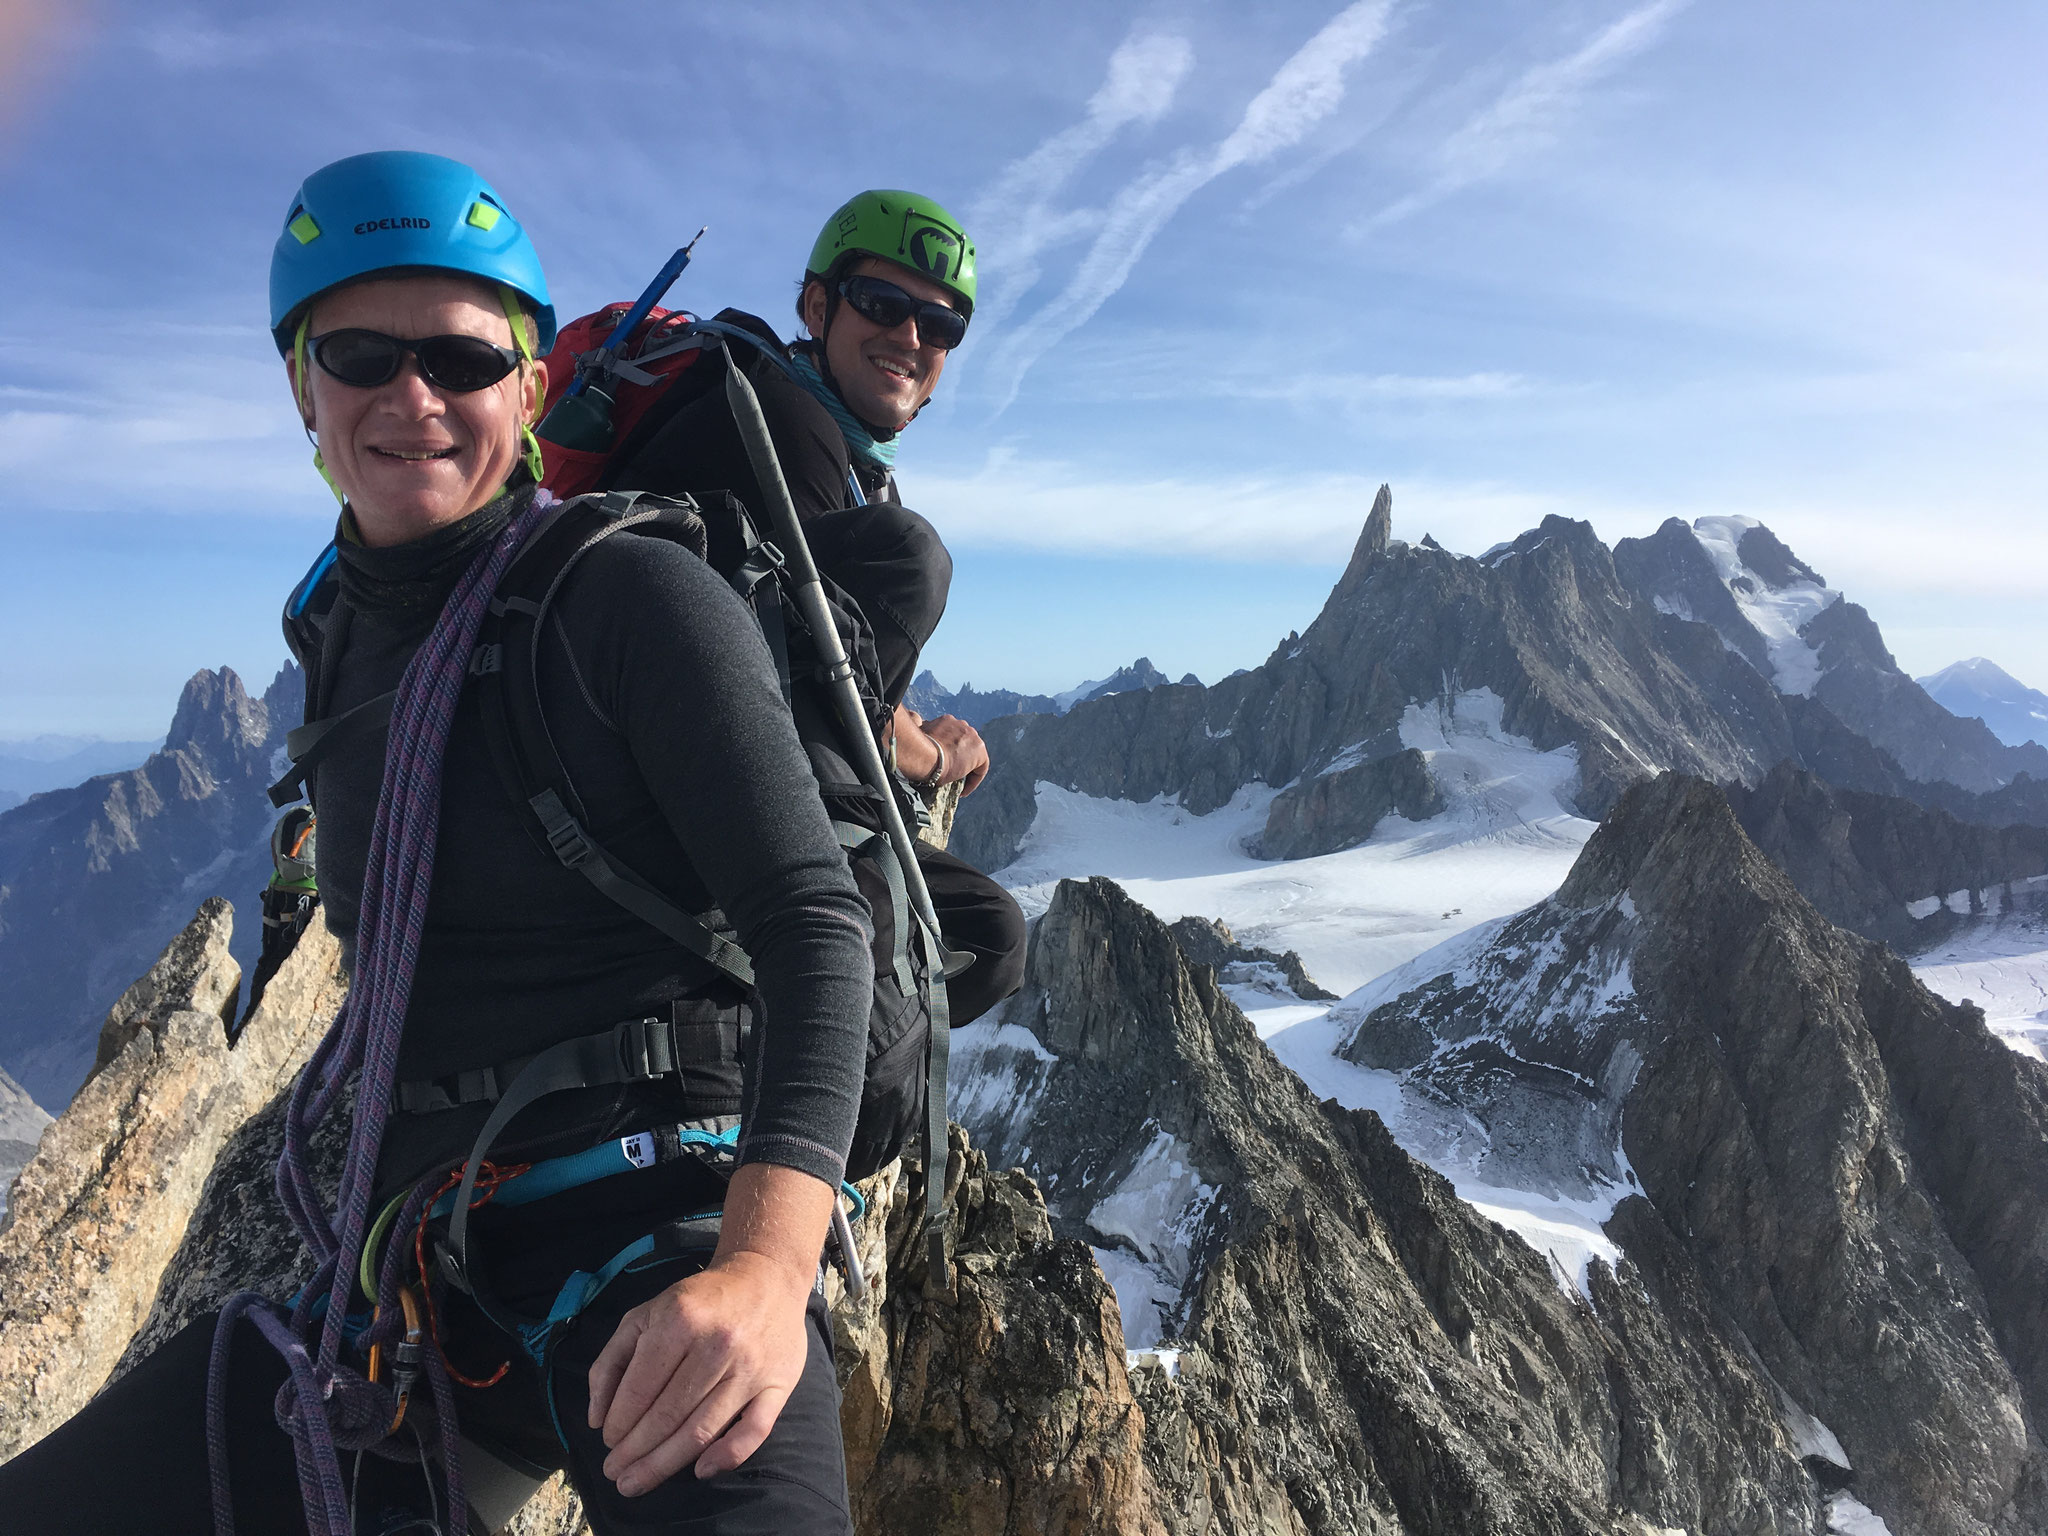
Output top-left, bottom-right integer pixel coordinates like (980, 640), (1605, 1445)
(207, 490), (553, 1536)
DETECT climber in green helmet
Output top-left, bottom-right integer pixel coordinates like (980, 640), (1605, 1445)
(793, 187), (976, 457)
(611, 188), (1028, 1035)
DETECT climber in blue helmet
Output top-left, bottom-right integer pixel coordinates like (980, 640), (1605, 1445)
(268, 149), (557, 541)
(0, 152), (871, 1536)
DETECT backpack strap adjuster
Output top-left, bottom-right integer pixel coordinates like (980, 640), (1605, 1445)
(539, 803), (595, 868)
(613, 1016), (677, 1081)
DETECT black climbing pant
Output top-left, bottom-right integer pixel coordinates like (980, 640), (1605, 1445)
(0, 1204), (852, 1535)
(917, 842), (1028, 1027)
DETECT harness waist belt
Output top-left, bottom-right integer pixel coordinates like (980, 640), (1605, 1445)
(397, 1004), (747, 1115)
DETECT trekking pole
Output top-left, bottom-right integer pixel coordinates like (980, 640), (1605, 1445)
(535, 228), (707, 452)
(723, 358), (956, 1292)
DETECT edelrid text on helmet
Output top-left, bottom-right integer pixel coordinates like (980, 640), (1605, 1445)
(806, 189), (977, 315)
(268, 150), (556, 355)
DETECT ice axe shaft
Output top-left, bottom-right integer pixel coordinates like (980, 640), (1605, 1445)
(723, 355), (956, 1293)
(720, 359), (943, 940)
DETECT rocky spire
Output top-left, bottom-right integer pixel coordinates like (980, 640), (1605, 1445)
(1346, 481), (1394, 569)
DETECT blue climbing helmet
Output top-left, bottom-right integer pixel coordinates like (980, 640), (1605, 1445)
(267, 150), (556, 356)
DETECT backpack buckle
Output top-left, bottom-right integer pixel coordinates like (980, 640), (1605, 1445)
(756, 540), (787, 572)
(613, 1017), (678, 1081)
(541, 816), (593, 868)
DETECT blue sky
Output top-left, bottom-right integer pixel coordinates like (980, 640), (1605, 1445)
(2, 0), (2043, 737)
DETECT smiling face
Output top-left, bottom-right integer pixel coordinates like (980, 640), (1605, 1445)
(801, 257), (957, 434)
(288, 272), (544, 548)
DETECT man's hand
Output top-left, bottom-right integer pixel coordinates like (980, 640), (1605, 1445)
(894, 705), (990, 794)
(586, 1164), (833, 1495)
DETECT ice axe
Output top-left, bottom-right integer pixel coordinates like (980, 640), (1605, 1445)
(721, 352), (960, 1293)
(534, 228), (707, 453)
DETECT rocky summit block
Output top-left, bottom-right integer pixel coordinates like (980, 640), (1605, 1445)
(0, 895), (344, 1464)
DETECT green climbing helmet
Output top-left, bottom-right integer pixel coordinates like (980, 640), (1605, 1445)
(806, 189), (976, 316)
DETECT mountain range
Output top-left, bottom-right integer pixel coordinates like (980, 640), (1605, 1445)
(1, 488), (2045, 1532)
(944, 775), (2047, 1532)
(1920, 658), (2048, 751)
(0, 737), (160, 813)
(952, 492), (2048, 878)
(906, 656), (1194, 729)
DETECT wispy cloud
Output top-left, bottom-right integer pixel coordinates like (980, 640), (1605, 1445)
(1363, 0), (1688, 230)
(967, 30), (1195, 336)
(977, 1), (1395, 412)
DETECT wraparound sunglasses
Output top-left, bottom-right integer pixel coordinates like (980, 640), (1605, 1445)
(309, 329), (523, 393)
(837, 275), (969, 350)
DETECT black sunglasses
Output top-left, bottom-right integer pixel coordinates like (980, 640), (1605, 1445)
(309, 329), (522, 393)
(836, 275), (969, 350)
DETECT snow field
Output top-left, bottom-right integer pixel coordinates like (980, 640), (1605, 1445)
(997, 690), (1593, 999)
(1826, 1494), (1894, 1535)
(1690, 515), (1839, 696)
(982, 689), (1627, 1308)
(1084, 1128), (1216, 1350)
(1910, 901), (2048, 1061)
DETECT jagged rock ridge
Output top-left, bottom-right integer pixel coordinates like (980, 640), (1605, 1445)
(1165, 913), (1337, 1002)
(959, 874), (1832, 1532)
(1335, 774), (2048, 1533)
(0, 896), (343, 1462)
(952, 490), (2046, 878)
(0, 663), (301, 1107)
(907, 655), (1189, 731)
(1728, 759), (2048, 953)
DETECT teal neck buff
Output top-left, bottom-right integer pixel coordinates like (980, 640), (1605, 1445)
(787, 347), (899, 470)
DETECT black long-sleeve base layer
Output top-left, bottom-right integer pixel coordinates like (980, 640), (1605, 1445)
(308, 501), (877, 1194)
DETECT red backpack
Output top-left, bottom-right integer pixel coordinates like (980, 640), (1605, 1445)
(534, 304), (717, 498)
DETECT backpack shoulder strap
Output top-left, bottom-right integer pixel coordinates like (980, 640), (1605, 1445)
(474, 490), (754, 988)
(270, 543), (361, 808)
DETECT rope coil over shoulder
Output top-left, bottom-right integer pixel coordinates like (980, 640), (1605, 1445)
(207, 492), (552, 1536)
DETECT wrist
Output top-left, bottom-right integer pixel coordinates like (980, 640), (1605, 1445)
(708, 1245), (817, 1302)
(913, 737), (948, 791)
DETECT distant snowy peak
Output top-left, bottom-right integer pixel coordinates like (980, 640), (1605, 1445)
(908, 658), (1192, 730)
(1687, 516), (1841, 697)
(1918, 658), (2048, 750)
(1054, 657), (1186, 714)
(1611, 514), (2044, 792)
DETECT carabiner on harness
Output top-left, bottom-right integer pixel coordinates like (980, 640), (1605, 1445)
(367, 1285), (427, 1434)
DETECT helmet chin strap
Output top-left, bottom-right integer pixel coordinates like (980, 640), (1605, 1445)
(293, 313), (346, 507)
